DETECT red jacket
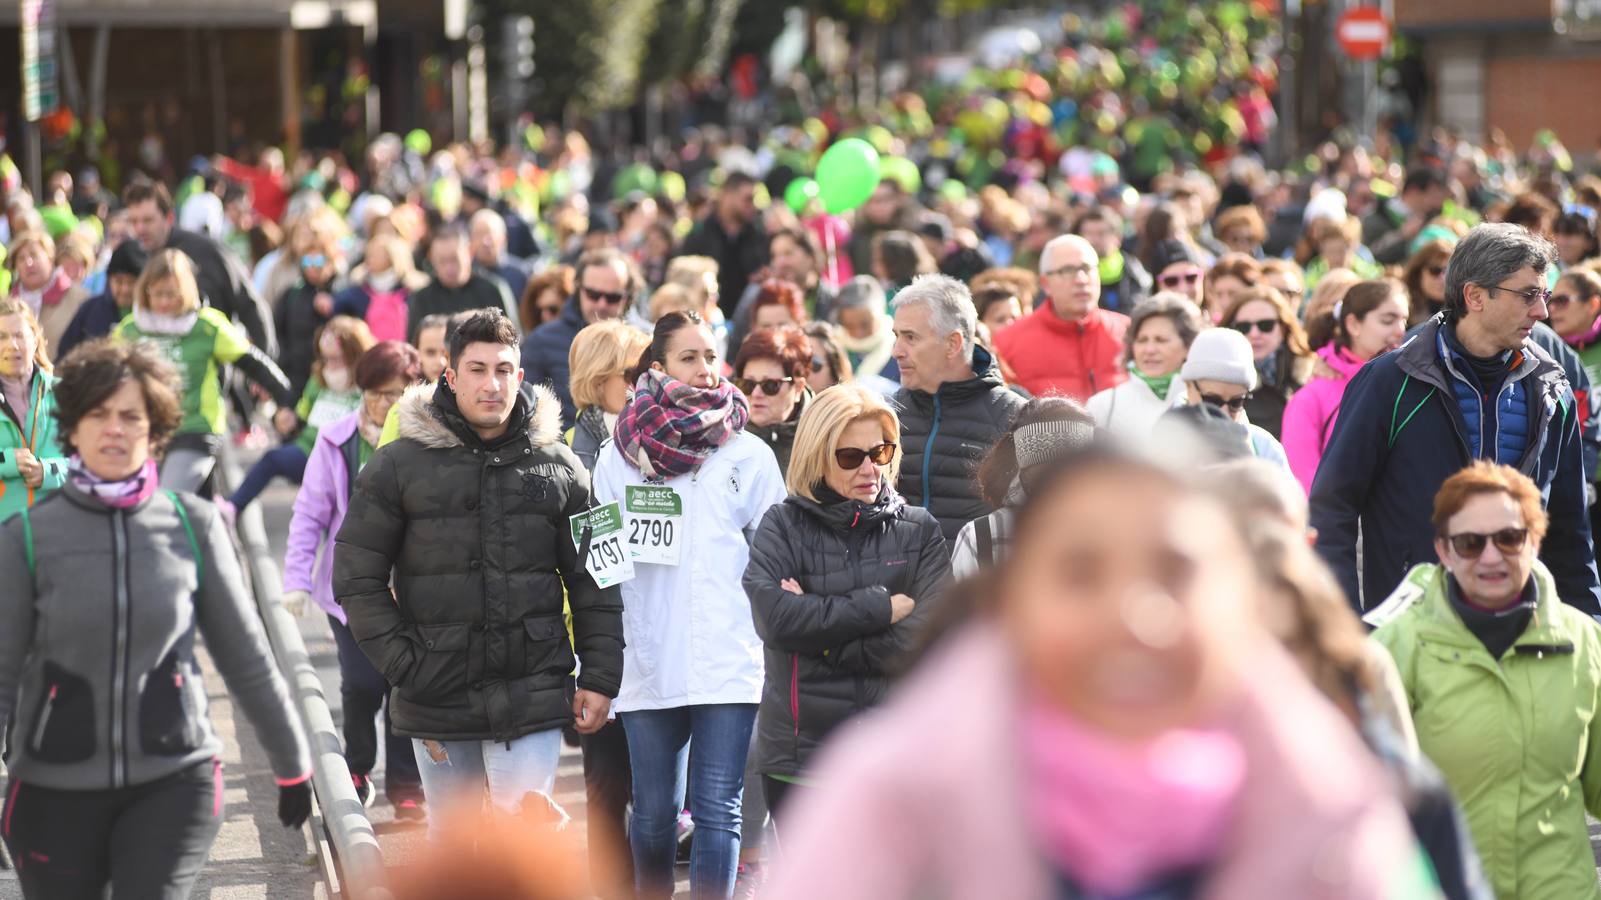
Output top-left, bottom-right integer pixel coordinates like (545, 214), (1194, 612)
(994, 303), (1129, 401)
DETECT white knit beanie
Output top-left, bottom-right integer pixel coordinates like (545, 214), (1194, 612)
(1180, 328), (1259, 391)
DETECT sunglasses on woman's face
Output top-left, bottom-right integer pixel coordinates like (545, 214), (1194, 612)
(1200, 392), (1251, 413)
(835, 442), (896, 469)
(734, 376), (795, 397)
(1231, 318), (1279, 336)
(1427, 265), (1446, 278)
(1159, 270), (1202, 288)
(811, 357), (827, 374)
(1445, 527), (1528, 559)
(1549, 293), (1577, 310)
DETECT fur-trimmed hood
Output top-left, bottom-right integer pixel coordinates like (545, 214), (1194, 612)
(395, 380), (563, 451)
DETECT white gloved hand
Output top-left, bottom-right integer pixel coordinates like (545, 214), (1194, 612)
(282, 590), (312, 618)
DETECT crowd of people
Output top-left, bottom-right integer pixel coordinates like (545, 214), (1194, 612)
(10, 25), (1601, 896)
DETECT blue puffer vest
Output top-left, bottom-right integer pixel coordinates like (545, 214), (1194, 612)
(1437, 329), (1529, 465)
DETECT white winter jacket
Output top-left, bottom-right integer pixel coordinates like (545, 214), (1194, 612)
(593, 431), (787, 712)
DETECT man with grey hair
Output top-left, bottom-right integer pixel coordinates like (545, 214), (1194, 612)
(889, 273), (1028, 542)
(1312, 222), (1601, 616)
(993, 233), (1130, 400)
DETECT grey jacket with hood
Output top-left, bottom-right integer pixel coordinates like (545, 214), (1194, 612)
(0, 484), (310, 790)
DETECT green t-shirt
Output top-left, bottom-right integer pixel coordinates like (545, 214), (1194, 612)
(113, 307), (252, 436)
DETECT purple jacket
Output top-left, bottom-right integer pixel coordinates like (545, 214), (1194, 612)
(284, 410), (363, 621)
(1281, 343), (1366, 495)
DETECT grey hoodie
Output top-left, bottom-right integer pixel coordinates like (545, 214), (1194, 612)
(0, 484), (309, 790)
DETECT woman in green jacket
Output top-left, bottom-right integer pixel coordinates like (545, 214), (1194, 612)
(113, 249), (295, 493)
(1368, 461), (1601, 900)
(0, 295), (67, 522)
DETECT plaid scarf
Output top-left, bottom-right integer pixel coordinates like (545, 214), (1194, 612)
(614, 368), (748, 479)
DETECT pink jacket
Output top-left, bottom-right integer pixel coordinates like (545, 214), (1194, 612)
(763, 625), (1432, 900)
(1281, 343), (1366, 494)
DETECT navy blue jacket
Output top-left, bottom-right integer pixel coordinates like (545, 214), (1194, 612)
(55, 293), (125, 361)
(1310, 314), (1601, 616)
(520, 293), (586, 428)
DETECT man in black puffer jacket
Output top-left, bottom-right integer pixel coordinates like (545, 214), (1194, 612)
(335, 311), (623, 834)
(743, 392), (949, 814)
(889, 274), (1028, 543)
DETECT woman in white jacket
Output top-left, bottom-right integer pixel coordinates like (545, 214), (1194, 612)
(1086, 293), (1204, 438)
(593, 310), (787, 900)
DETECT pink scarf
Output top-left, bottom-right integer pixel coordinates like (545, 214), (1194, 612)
(363, 287), (409, 343)
(1563, 314), (1601, 352)
(1021, 698), (1246, 894)
(68, 456), (160, 509)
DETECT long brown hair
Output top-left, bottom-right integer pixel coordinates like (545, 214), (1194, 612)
(1220, 286), (1312, 359)
(1401, 239), (1453, 327)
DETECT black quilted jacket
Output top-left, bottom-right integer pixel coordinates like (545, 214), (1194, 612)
(743, 482), (949, 777)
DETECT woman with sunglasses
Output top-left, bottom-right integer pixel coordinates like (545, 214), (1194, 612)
(1402, 239), (1455, 326)
(1548, 268), (1601, 384)
(592, 310), (787, 900)
(1368, 462), (1601, 900)
(1218, 286), (1314, 440)
(733, 324), (813, 476)
(803, 322), (852, 395)
(1176, 328), (1290, 469)
(1552, 209), (1599, 270)
(744, 383), (949, 830)
(1282, 280), (1411, 494)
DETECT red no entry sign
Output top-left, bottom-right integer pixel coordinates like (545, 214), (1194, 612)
(1337, 7), (1391, 61)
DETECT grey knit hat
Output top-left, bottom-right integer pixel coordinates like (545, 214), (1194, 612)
(1180, 328), (1259, 391)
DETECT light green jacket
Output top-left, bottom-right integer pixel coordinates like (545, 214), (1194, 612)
(0, 369), (68, 523)
(1370, 562), (1601, 900)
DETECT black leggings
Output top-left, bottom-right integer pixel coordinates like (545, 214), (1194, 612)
(2, 758), (224, 899)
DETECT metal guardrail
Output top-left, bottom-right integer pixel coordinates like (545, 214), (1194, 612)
(217, 444), (390, 900)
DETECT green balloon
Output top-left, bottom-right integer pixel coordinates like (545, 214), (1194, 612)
(815, 138), (881, 215)
(612, 163), (658, 200)
(784, 177), (820, 213)
(879, 157), (921, 195)
(405, 128), (432, 156)
(937, 180), (968, 203)
(658, 170), (686, 204)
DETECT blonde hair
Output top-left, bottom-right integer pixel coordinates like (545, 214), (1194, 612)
(568, 319), (650, 412)
(6, 230), (55, 273)
(786, 384), (902, 500)
(55, 231), (97, 271)
(0, 295), (53, 374)
(665, 255), (719, 308)
(135, 249), (203, 315)
(648, 283), (697, 323)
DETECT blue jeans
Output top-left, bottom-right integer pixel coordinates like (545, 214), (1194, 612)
(621, 703), (757, 900)
(410, 729), (563, 841)
(229, 443), (307, 511)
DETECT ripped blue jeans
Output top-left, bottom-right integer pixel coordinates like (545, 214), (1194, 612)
(410, 729), (564, 839)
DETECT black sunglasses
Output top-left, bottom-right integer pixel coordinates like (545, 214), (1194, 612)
(1445, 528), (1528, 559)
(1427, 265), (1446, 277)
(1160, 271), (1202, 287)
(582, 286), (628, 305)
(734, 376), (795, 397)
(1200, 392), (1252, 413)
(810, 356), (827, 373)
(835, 442), (896, 469)
(1549, 293), (1578, 310)
(1231, 318), (1279, 336)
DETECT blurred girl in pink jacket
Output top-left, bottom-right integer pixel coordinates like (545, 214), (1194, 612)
(763, 442), (1440, 900)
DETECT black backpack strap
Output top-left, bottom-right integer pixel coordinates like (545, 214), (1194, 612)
(341, 432), (364, 502)
(975, 515), (994, 568)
